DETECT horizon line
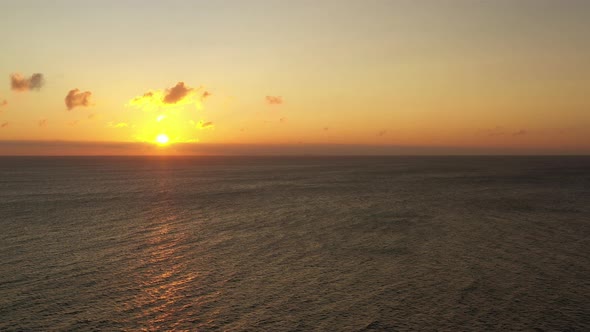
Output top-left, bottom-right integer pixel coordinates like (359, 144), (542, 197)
(0, 140), (588, 156)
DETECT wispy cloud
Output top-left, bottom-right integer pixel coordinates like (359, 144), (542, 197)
(512, 129), (527, 136)
(191, 120), (214, 129)
(1, 122), (8, 128)
(65, 89), (92, 110)
(479, 126), (528, 137)
(68, 120), (79, 127)
(482, 126), (505, 136)
(377, 129), (387, 137)
(10, 73), (44, 91)
(265, 96), (283, 105)
(38, 119), (47, 127)
(0, 99), (7, 108)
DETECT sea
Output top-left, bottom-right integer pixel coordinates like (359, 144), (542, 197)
(0, 156), (589, 331)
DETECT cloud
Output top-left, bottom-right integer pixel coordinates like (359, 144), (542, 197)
(1, 122), (8, 128)
(65, 89), (92, 110)
(323, 127), (329, 131)
(266, 96), (283, 105)
(68, 120), (79, 127)
(202, 91), (211, 99)
(192, 120), (214, 130)
(10, 73), (44, 91)
(88, 113), (95, 119)
(279, 117), (286, 123)
(38, 119), (47, 127)
(512, 129), (527, 136)
(0, 100), (7, 108)
(377, 129), (387, 137)
(128, 82), (204, 111)
(164, 82), (193, 104)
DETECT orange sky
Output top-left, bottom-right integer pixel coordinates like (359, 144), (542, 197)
(1, 0), (589, 155)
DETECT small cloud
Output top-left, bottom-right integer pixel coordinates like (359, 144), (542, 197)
(10, 73), (44, 91)
(323, 127), (329, 131)
(266, 96), (283, 105)
(377, 129), (387, 137)
(38, 119), (47, 127)
(202, 91), (211, 99)
(68, 120), (79, 127)
(1, 122), (8, 128)
(0, 99), (7, 108)
(156, 114), (166, 122)
(195, 120), (214, 129)
(279, 117), (286, 123)
(164, 82), (193, 104)
(88, 113), (95, 119)
(512, 129), (527, 136)
(65, 89), (92, 110)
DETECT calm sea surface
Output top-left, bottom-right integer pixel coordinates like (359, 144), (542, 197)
(0, 156), (589, 331)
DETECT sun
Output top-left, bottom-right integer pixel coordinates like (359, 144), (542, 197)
(155, 134), (170, 145)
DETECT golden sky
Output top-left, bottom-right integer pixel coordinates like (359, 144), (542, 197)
(0, 0), (589, 155)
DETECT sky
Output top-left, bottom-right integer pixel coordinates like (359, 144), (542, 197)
(0, 0), (589, 155)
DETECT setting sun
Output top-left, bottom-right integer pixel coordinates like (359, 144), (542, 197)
(156, 134), (169, 145)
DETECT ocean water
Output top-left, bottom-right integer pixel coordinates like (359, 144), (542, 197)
(0, 156), (589, 331)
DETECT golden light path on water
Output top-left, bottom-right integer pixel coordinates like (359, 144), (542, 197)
(127, 172), (223, 330)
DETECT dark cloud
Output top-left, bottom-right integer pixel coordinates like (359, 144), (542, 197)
(0, 99), (7, 107)
(266, 96), (283, 105)
(1, 122), (8, 128)
(10, 73), (44, 91)
(377, 129), (387, 137)
(38, 119), (47, 127)
(512, 129), (527, 136)
(65, 89), (92, 110)
(164, 82), (193, 104)
(194, 120), (214, 129)
(323, 127), (329, 131)
(129, 82), (205, 110)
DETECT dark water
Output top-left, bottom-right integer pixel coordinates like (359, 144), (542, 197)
(0, 156), (589, 331)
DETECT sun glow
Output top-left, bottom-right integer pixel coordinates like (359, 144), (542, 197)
(156, 134), (170, 145)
